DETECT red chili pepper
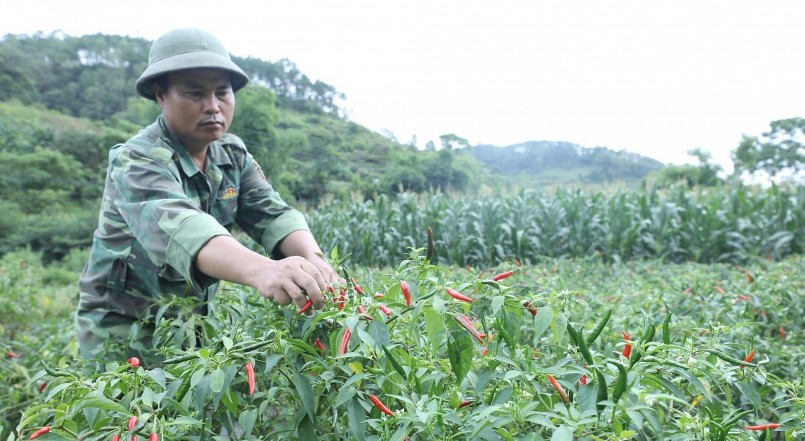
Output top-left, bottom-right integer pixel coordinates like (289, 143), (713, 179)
(38, 382), (47, 394)
(314, 338), (325, 351)
(493, 270), (514, 281)
(741, 268), (754, 284)
(739, 349), (755, 369)
(458, 400), (474, 408)
(336, 289), (346, 310)
(522, 301), (538, 316)
(354, 284), (364, 295)
(339, 328), (352, 355)
(400, 281), (411, 307)
(297, 299), (314, 315)
(128, 416), (138, 431)
(373, 292), (385, 298)
(357, 305), (373, 320)
(127, 356), (140, 368)
(369, 394), (394, 416)
(446, 287), (474, 303)
(622, 331), (632, 360)
(734, 294), (750, 303)
(245, 361), (256, 395)
(744, 423), (780, 430)
(714, 285), (725, 294)
(378, 304), (393, 316)
(5, 351), (21, 358)
(454, 314), (484, 344)
(580, 375), (587, 386)
(546, 374), (569, 403)
(29, 426), (50, 440)
(481, 347), (489, 356)
(779, 326), (785, 340)
(149, 434), (159, 441)
(112, 435), (121, 441)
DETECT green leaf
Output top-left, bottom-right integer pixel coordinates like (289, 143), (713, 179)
(533, 306), (553, 340)
(165, 416), (203, 427)
(75, 396), (128, 414)
(490, 295), (505, 315)
(551, 426), (574, 441)
(491, 386), (513, 405)
(264, 354), (282, 373)
(356, 326), (376, 348)
(209, 368), (225, 394)
(447, 322), (474, 384)
(423, 308), (446, 354)
(368, 320), (391, 349)
(238, 408), (258, 437)
(292, 367), (317, 425)
(141, 387), (155, 408)
(146, 368), (167, 390)
(347, 398), (367, 441)
(334, 385), (357, 408)
(297, 413), (319, 441)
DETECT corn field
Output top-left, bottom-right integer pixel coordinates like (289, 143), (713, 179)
(307, 184), (803, 267)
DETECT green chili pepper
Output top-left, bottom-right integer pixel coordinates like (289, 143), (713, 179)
(586, 309), (611, 346)
(382, 346), (407, 379)
(594, 368), (608, 410)
(496, 316), (515, 350)
(611, 362), (628, 404)
(701, 348), (758, 368)
(662, 312), (672, 345)
(426, 227), (434, 262)
(567, 323), (594, 366)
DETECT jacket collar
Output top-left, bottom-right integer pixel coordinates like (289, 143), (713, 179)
(153, 115), (233, 177)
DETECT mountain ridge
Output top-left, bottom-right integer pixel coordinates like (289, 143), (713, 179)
(460, 140), (664, 186)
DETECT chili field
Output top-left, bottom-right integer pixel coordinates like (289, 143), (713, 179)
(1, 185), (804, 440)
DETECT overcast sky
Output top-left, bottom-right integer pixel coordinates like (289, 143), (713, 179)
(3, 0), (804, 170)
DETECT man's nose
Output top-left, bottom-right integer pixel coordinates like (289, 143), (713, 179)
(202, 92), (221, 113)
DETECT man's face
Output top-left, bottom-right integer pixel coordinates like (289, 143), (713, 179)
(154, 69), (236, 152)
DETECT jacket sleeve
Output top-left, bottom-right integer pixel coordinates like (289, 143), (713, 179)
(235, 153), (310, 258)
(109, 146), (231, 288)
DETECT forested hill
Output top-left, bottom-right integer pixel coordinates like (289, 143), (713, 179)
(462, 141), (664, 186)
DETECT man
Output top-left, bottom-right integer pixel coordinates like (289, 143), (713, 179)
(75, 28), (340, 366)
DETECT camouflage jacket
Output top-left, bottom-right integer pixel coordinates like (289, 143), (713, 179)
(76, 116), (308, 362)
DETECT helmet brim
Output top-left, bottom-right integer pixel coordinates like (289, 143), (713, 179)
(135, 51), (249, 100)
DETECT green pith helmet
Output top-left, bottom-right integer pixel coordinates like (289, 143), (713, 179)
(135, 28), (249, 100)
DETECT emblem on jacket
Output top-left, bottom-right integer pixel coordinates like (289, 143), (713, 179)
(217, 185), (239, 200)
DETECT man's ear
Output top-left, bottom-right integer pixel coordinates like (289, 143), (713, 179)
(153, 83), (166, 105)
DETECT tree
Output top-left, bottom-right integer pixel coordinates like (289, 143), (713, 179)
(733, 118), (805, 177)
(439, 133), (469, 150)
(645, 148), (722, 188)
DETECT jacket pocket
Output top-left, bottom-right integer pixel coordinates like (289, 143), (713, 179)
(107, 257), (128, 291)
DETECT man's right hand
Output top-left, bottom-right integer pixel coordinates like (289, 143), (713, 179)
(252, 256), (328, 310)
(196, 236), (330, 312)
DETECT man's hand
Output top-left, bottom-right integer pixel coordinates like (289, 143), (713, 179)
(253, 256), (328, 310)
(196, 232), (344, 313)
